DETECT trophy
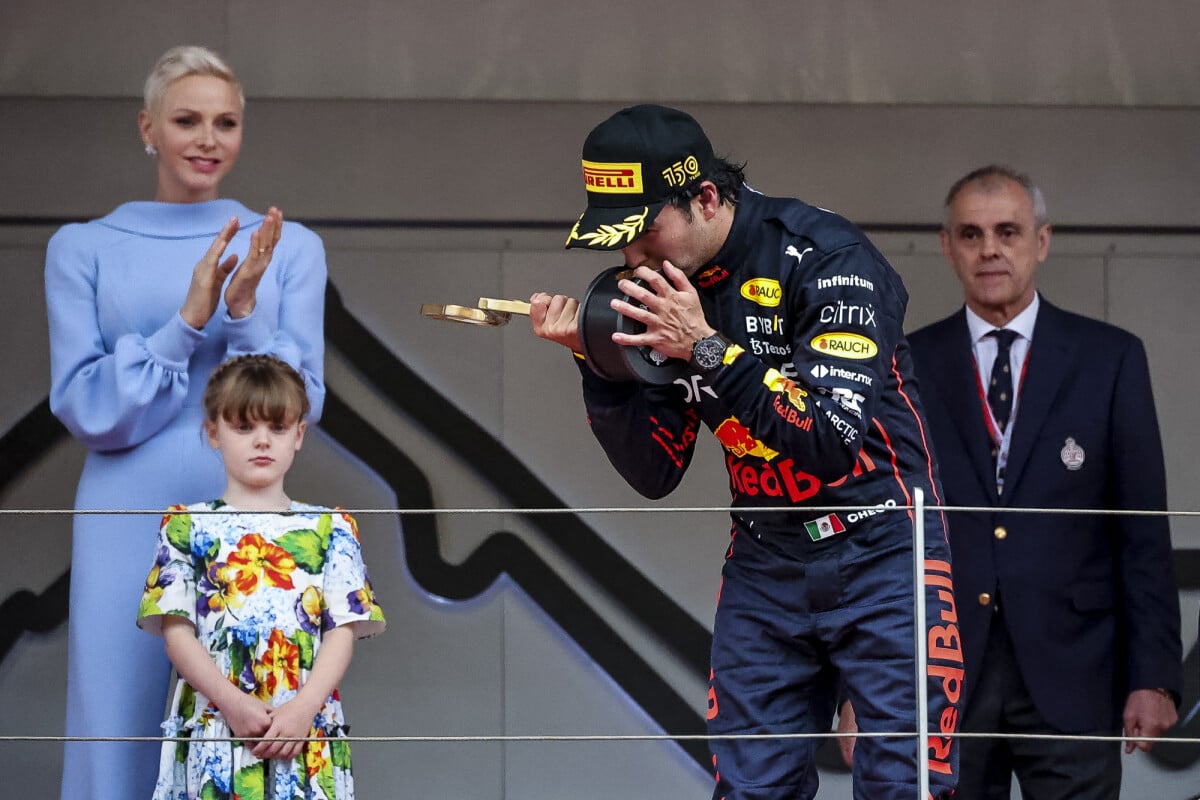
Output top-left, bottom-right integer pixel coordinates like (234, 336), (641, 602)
(421, 267), (687, 385)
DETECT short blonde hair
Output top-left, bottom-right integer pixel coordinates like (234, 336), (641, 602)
(143, 45), (244, 114)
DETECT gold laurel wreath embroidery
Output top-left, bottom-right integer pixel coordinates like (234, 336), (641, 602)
(568, 207), (650, 247)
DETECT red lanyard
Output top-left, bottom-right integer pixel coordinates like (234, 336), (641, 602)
(971, 345), (1030, 445)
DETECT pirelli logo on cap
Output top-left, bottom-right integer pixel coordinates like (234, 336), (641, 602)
(582, 160), (644, 194)
(810, 332), (878, 360)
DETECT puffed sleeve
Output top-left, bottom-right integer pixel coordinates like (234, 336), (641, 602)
(222, 221), (327, 422)
(137, 505), (199, 636)
(46, 225), (205, 451)
(321, 510), (385, 638)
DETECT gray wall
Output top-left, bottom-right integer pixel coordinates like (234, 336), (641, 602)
(2, 2), (1199, 798)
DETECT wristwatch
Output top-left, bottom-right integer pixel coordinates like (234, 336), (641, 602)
(690, 333), (731, 373)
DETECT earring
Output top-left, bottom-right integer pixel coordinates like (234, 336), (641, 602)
(144, 144), (158, 156)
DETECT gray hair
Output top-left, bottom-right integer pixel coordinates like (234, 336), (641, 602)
(143, 45), (243, 114)
(943, 164), (1048, 228)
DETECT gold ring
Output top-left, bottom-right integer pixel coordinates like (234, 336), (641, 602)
(258, 247), (267, 255)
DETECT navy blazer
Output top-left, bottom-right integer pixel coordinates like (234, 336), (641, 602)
(908, 298), (1181, 733)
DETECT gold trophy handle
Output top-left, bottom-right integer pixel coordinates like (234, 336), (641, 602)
(419, 303), (508, 325)
(419, 298), (530, 327)
(477, 298), (531, 316)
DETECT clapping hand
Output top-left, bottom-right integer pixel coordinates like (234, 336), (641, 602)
(225, 206), (282, 319)
(179, 207), (283, 329)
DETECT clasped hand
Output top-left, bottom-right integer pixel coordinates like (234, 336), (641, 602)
(179, 206), (283, 329)
(223, 691), (320, 762)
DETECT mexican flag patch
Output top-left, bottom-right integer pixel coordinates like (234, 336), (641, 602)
(804, 513), (846, 541)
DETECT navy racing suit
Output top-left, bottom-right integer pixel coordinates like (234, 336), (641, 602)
(574, 187), (962, 800)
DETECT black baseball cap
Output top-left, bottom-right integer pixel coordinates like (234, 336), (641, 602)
(565, 104), (716, 251)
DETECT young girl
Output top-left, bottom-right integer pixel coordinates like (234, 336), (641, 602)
(137, 354), (384, 800)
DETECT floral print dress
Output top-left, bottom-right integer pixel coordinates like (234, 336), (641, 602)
(138, 501), (386, 800)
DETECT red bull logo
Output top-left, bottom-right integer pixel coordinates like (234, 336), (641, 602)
(772, 395), (813, 431)
(697, 265), (730, 288)
(651, 409), (700, 468)
(713, 417), (779, 461)
(727, 455), (819, 502)
(762, 371), (807, 411)
(924, 559), (963, 778)
(762, 372), (812, 430)
(781, 379), (807, 411)
(727, 451), (877, 502)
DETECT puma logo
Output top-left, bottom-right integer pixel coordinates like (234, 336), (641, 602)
(785, 245), (813, 265)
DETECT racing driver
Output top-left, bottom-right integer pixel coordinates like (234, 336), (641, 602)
(530, 104), (961, 800)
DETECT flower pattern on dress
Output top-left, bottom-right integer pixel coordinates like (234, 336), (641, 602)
(137, 501), (385, 800)
(141, 545), (175, 609)
(295, 585), (331, 635)
(228, 532), (298, 592)
(255, 628), (301, 701)
(197, 560), (250, 617)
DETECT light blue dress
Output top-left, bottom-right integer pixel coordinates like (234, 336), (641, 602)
(45, 199), (327, 800)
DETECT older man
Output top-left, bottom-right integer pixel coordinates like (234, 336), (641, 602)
(906, 164), (1181, 798)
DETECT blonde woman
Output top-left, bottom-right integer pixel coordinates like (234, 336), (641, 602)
(45, 45), (326, 799)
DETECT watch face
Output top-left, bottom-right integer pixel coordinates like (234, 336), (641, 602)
(693, 337), (725, 370)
